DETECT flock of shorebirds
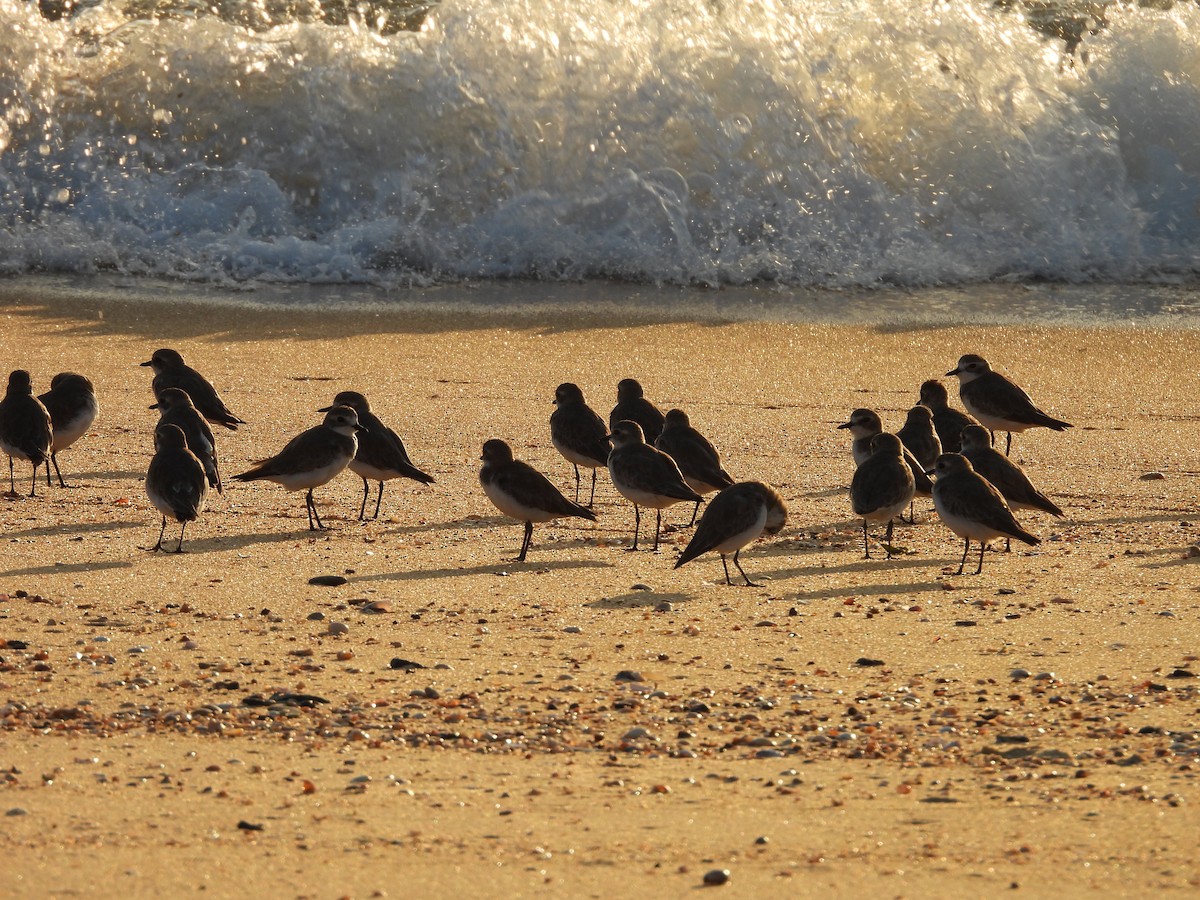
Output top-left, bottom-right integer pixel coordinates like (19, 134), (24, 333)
(0, 349), (1072, 584)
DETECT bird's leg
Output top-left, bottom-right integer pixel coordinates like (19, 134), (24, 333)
(956, 538), (970, 575)
(587, 468), (598, 508)
(652, 509), (662, 552)
(306, 488), (325, 530)
(1005, 432), (1012, 456)
(151, 516), (168, 552)
(975, 541), (986, 575)
(28, 463), (37, 497)
(720, 554), (733, 585)
(7, 457), (14, 494)
(175, 521), (188, 553)
(51, 453), (68, 488)
(358, 478), (370, 520)
(572, 464), (581, 504)
(373, 481), (385, 520)
(884, 518), (895, 559)
(44, 458), (52, 487)
(862, 520), (871, 559)
(689, 499), (700, 527)
(517, 521), (533, 562)
(733, 550), (762, 588)
(628, 505), (641, 551)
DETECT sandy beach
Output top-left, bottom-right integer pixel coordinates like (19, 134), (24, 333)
(1, 277), (1199, 897)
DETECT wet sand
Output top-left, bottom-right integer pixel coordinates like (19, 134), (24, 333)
(2, 278), (1199, 897)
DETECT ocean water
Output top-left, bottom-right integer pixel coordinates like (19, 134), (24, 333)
(1, 0), (1198, 298)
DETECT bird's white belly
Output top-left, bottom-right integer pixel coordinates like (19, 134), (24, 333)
(482, 480), (558, 523)
(552, 437), (605, 468)
(271, 455), (350, 490)
(52, 407), (97, 452)
(933, 497), (1005, 542)
(862, 497), (910, 524)
(714, 508), (768, 554)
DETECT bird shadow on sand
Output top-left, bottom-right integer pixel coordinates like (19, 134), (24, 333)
(587, 591), (692, 609)
(1136, 548), (1199, 569)
(177, 529), (356, 553)
(790, 580), (947, 601)
(356, 559), (614, 582)
(0, 520), (143, 540)
(0, 560), (133, 578)
(755, 555), (943, 582)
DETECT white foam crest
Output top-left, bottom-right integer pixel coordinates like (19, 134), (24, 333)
(0, 0), (1197, 288)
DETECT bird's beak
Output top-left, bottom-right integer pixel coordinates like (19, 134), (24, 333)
(139, 360), (152, 367)
(836, 422), (851, 430)
(148, 402), (160, 410)
(945, 367), (960, 376)
(317, 405), (332, 413)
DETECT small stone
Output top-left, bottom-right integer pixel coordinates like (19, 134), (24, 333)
(361, 600), (391, 613)
(631, 583), (653, 592)
(621, 727), (655, 741)
(703, 868), (731, 886)
(306, 612), (325, 621)
(754, 836), (769, 845)
(855, 657), (884, 667)
(6, 808), (28, 817)
(1139, 472), (1165, 481)
(562, 626), (583, 634)
(390, 658), (426, 670)
(327, 621), (349, 636)
(236, 820), (264, 831)
(1010, 669), (1031, 680)
(308, 575), (348, 587)
(615, 670), (644, 682)
(654, 601), (673, 613)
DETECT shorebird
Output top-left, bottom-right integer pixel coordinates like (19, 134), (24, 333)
(608, 420), (702, 551)
(850, 433), (915, 560)
(946, 354), (1072, 455)
(142, 348), (246, 430)
(838, 408), (932, 520)
(674, 481), (787, 586)
(37, 372), (98, 487)
(928, 452), (1039, 575)
(319, 390), (434, 520)
(918, 379), (979, 454)
(231, 405), (362, 530)
(609, 378), (666, 445)
(478, 438), (597, 562)
(0, 370), (52, 497)
(145, 423), (208, 552)
(550, 382), (610, 507)
(655, 408), (735, 526)
(960, 424), (1063, 549)
(151, 387), (223, 494)
(896, 404), (942, 472)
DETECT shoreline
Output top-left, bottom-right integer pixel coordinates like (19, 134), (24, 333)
(2, 283), (1199, 896)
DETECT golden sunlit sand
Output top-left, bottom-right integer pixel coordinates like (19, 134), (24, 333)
(2, 280), (1199, 897)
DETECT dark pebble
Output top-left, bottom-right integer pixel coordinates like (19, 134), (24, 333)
(855, 657), (884, 667)
(703, 869), (731, 886)
(615, 670), (644, 682)
(954, 620), (977, 627)
(237, 820), (264, 831)
(1167, 668), (1195, 679)
(308, 575), (348, 587)
(390, 657), (427, 670)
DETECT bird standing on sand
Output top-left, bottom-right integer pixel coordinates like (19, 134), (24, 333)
(946, 354), (1072, 455)
(232, 405), (362, 530)
(145, 423), (208, 552)
(959, 423), (1063, 550)
(928, 452), (1039, 575)
(608, 420), (702, 551)
(152, 387), (223, 494)
(479, 438), (597, 562)
(675, 481), (787, 586)
(37, 371), (98, 487)
(550, 383), (611, 507)
(609, 378), (666, 445)
(655, 408), (735, 526)
(141, 348), (246, 430)
(319, 390), (434, 520)
(896, 404), (942, 472)
(838, 408), (932, 520)
(0, 370), (52, 497)
(918, 379), (979, 454)
(850, 433), (915, 560)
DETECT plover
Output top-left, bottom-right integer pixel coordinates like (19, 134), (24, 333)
(319, 390), (434, 520)
(0, 370), (52, 497)
(918, 379), (979, 454)
(674, 481), (787, 586)
(838, 408), (933, 513)
(145, 423), (208, 552)
(655, 408), (735, 526)
(946, 354), (1072, 454)
(960, 423), (1063, 550)
(896, 404), (942, 471)
(152, 387), (223, 494)
(142, 348), (246, 430)
(37, 372), (98, 487)
(479, 438), (598, 562)
(609, 378), (666, 445)
(928, 452), (1039, 575)
(850, 432), (915, 559)
(608, 420), (702, 551)
(231, 405), (362, 530)
(550, 383), (610, 507)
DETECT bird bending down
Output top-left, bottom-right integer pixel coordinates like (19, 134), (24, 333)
(850, 433), (915, 560)
(550, 382), (611, 507)
(928, 452), (1039, 575)
(38, 372), (99, 487)
(0, 370), (52, 497)
(946, 354), (1072, 455)
(232, 405), (362, 530)
(142, 348), (246, 430)
(479, 438), (597, 562)
(319, 390), (434, 520)
(145, 423), (208, 552)
(608, 420), (702, 551)
(675, 481), (787, 586)
(655, 408), (735, 526)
